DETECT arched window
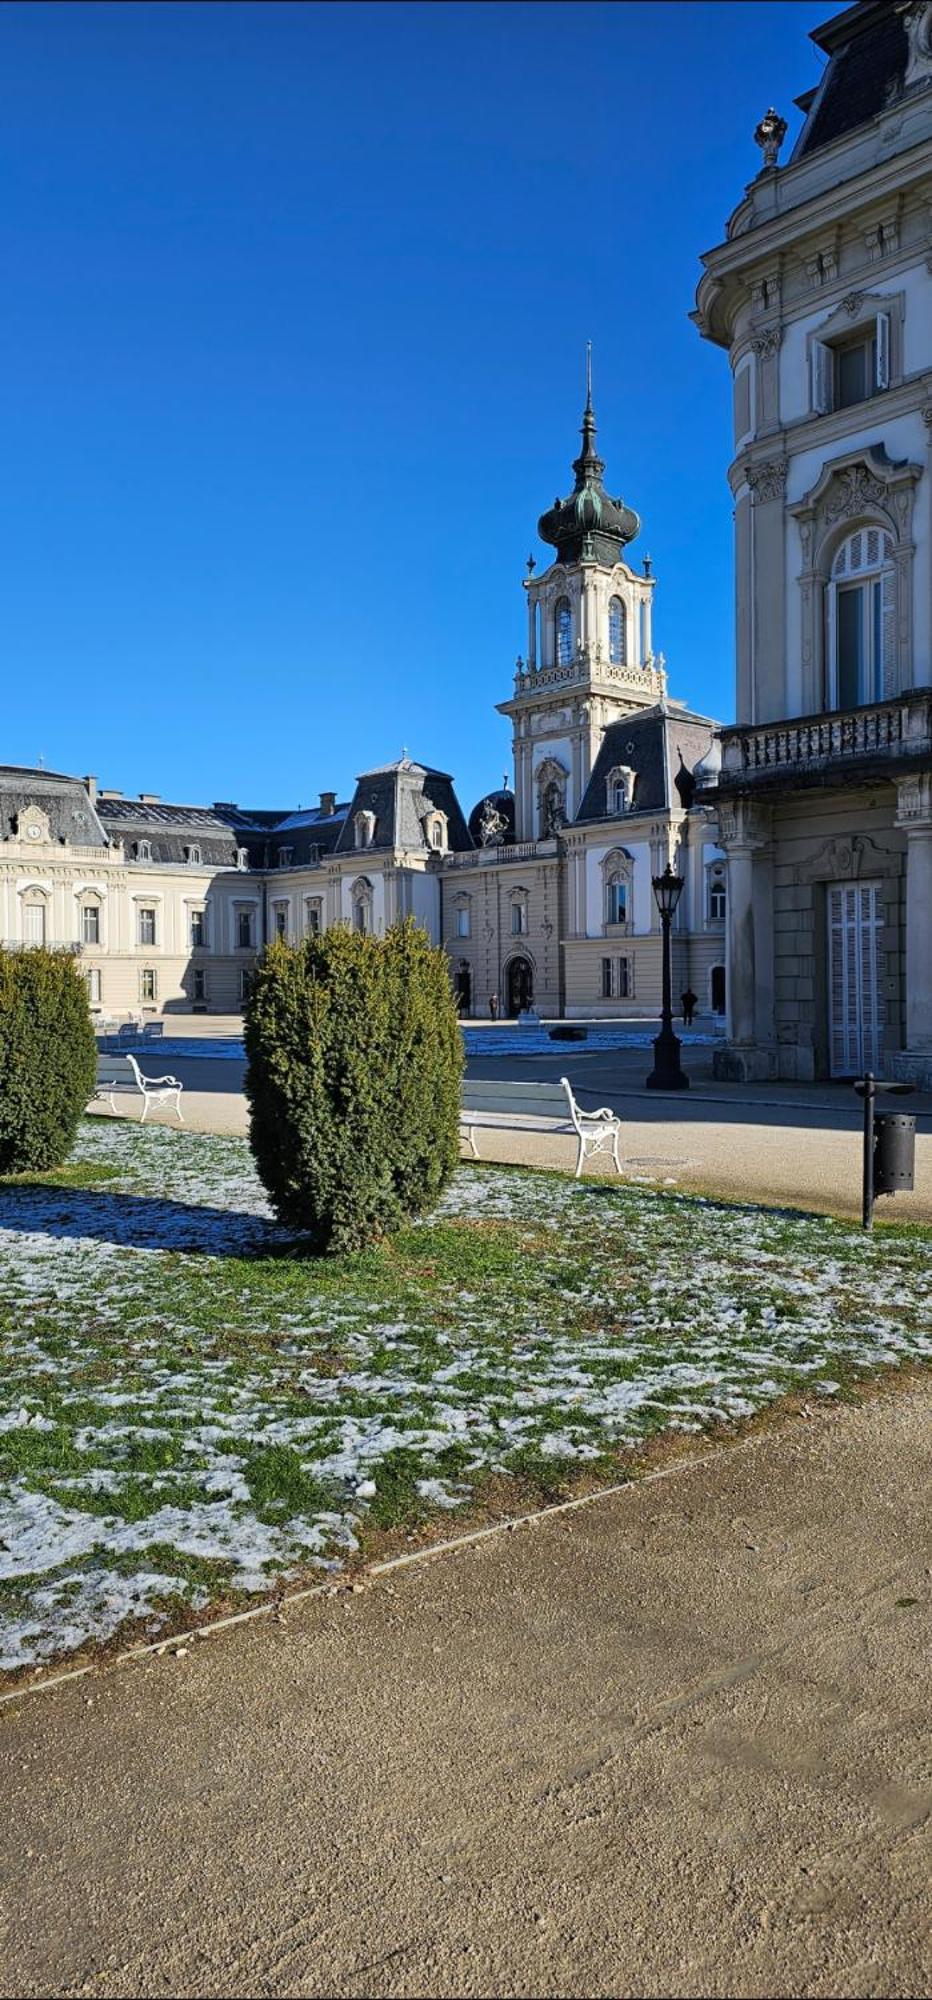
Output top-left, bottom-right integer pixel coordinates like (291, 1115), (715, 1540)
(829, 527), (894, 709)
(608, 597), (627, 666)
(707, 861), (726, 925)
(555, 597), (572, 667)
(509, 889), (529, 936)
(351, 877), (373, 934)
(606, 765), (635, 816)
(454, 894), (471, 939)
(354, 811), (376, 850)
(601, 849), (633, 931)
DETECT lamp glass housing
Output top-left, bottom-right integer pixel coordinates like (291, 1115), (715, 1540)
(652, 864), (684, 921)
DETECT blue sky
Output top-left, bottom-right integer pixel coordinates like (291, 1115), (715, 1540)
(2, 0), (828, 815)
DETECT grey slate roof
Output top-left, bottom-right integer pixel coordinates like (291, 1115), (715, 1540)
(792, 3), (909, 160)
(575, 706), (717, 824)
(0, 766), (109, 849)
(336, 760), (473, 856)
(95, 796), (243, 868)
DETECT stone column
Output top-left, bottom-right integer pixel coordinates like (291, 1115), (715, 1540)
(717, 800), (774, 1077)
(897, 775), (932, 1054)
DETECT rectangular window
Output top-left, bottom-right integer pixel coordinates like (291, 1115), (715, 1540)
(190, 909), (206, 948)
(193, 969), (207, 1003)
(835, 335), (876, 411)
(618, 957), (630, 999)
(304, 900), (321, 936)
(456, 907), (470, 938)
(23, 903), (46, 945)
(601, 957), (612, 999)
(511, 903), (526, 935)
(138, 907), (156, 947)
(237, 910), (253, 949)
(239, 968), (252, 1003)
(141, 968), (157, 1003)
(82, 904), (100, 945)
(607, 882), (627, 926)
(274, 907), (287, 939)
(85, 967), (102, 1005)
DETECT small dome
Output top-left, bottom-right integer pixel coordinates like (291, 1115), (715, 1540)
(468, 788), (516, 847)
(537, 391), (639, 567)
(692, 736), (722, 787)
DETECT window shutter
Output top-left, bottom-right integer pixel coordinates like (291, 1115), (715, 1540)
(811, 340), (832, 415)
(875, 312), (891, 391)
(880, 565), (896, 696)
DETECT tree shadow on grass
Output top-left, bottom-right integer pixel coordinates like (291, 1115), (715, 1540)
(0, 1181), (307, 1259)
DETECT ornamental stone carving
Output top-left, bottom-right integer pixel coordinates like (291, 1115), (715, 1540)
(751, 325), (782, 359)
(840, 290), (866, 317)
(795, 833), (900, 884)
(753, 107), (787, 169)
(905, 2), (932, 88)
(747, 457), (788, 503)
(822, 465), (888, 523)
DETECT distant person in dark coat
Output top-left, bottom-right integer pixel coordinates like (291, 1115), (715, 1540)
(489, 994), (499, 1021)
(681, 988), (698, 1027)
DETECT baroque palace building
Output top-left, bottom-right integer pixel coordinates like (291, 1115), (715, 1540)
(694, 0), (932, 1084)
(1, 392), (726, 1022)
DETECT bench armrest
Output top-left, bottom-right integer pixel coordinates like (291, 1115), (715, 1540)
(140, 1072), (183, 1088)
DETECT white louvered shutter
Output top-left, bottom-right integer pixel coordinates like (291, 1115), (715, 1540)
(812, 340), (833, 415)
(880, 565), (896, 696)
(828, 884), (882, 1076)
(875, 312), (891, 391)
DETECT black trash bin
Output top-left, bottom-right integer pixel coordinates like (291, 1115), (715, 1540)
(874, 1113), (916, 1196)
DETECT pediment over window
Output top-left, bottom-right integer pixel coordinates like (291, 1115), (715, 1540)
(789, 445), (921, 557)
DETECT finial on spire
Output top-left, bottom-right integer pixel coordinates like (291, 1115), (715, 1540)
(585, 340), (593, 413)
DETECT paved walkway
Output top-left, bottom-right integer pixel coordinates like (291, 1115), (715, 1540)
(1, 1379), (929, 1998)
(91, 1025), (932, 1222)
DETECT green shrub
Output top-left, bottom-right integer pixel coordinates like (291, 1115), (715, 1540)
(244, 919), (464, 1253)
(0, 949), (98, 1174)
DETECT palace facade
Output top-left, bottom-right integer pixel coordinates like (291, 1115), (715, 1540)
(1, 395), (726, 1022)
(694, 0), (932, 1084)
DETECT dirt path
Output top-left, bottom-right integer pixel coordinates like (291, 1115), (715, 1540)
(1, 1382), (930, 1999)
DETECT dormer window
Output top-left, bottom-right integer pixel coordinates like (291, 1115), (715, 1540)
(184, 845), (202, 866)
(606, 765), (636, 816)
(555, 597), (572, 667)
(425, 812), (448, 853)
(354, 810), (376, 850)
(236, 848), (248, 871)
(134, 840), (152, 863)
(278, 846), (293, 868)
(608, 597), (627, 666)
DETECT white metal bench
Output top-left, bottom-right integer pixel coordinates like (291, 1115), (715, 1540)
(93, 1053), (184, 1124)
(460, 1075), (622, 1179)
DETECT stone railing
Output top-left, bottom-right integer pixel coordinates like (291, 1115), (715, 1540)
(511, 652), (667, 700)
(718, 689), (932, 784)
(445, 840), (550, 870)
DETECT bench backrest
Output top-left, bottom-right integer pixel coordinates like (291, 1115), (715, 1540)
(141, 1022), (164, 1039)
(96, 1055), (137, 1086)
(461, 1078), (572, 1120)
(116, 1023), (139, 1044)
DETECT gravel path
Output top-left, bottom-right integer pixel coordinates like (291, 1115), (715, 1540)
(1, 1377), (929, 1999)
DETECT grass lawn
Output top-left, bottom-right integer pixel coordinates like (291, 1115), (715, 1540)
(1, 1118), (930, 1673)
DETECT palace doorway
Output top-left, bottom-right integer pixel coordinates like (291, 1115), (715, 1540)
(711, 964), (726, 1016)
(827, 882), (882, 1076)
(506, 955), (534, 1017)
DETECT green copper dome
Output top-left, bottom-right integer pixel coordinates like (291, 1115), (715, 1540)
(538, 389), (640, 567)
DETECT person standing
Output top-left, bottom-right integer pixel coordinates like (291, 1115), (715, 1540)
(681, 988), (698, 1027)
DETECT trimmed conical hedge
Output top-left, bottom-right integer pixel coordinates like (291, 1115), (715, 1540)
(244, 919), (464, 1252)
(0, 948), (98, 1174)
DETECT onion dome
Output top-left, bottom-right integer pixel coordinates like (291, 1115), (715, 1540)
(538, 367), (640, 567)
(468, 787), (516, 848)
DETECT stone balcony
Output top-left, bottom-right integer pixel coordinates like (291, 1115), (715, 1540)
(505, 650), (667, 704)
(710, 688), (932, 796)
(445, 839), (557, 870)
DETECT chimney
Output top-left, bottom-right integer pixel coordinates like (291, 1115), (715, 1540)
(319, 791), (337, 816)
(138, 793), (161, 804)
(83, 774), (98, 804)
(98, 788), (124, 799)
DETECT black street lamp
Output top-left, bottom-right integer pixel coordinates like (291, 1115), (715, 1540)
(646, 862), (689, 1091)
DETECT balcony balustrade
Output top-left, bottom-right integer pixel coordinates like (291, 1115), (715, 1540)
(714, 689), (932, 791)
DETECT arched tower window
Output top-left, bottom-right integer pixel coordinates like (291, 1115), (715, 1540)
(829, 527), (895, 709)
(555, 597), (572, 667)
(608, 597), (627, 666)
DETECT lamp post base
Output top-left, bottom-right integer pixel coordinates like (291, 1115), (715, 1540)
(645, 1027), (690, 1091)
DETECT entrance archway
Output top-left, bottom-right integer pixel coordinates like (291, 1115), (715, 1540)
(711, 964), (726, 1016)
(506, 956), (534, 1017)
(454, 963), (472, 1016)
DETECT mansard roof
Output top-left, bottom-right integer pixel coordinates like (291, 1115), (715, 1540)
(0, 766), (109, 849)
(574, 705), (717, 823)
(793, 4), (909, 161)
(336, 760), (473, 855)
